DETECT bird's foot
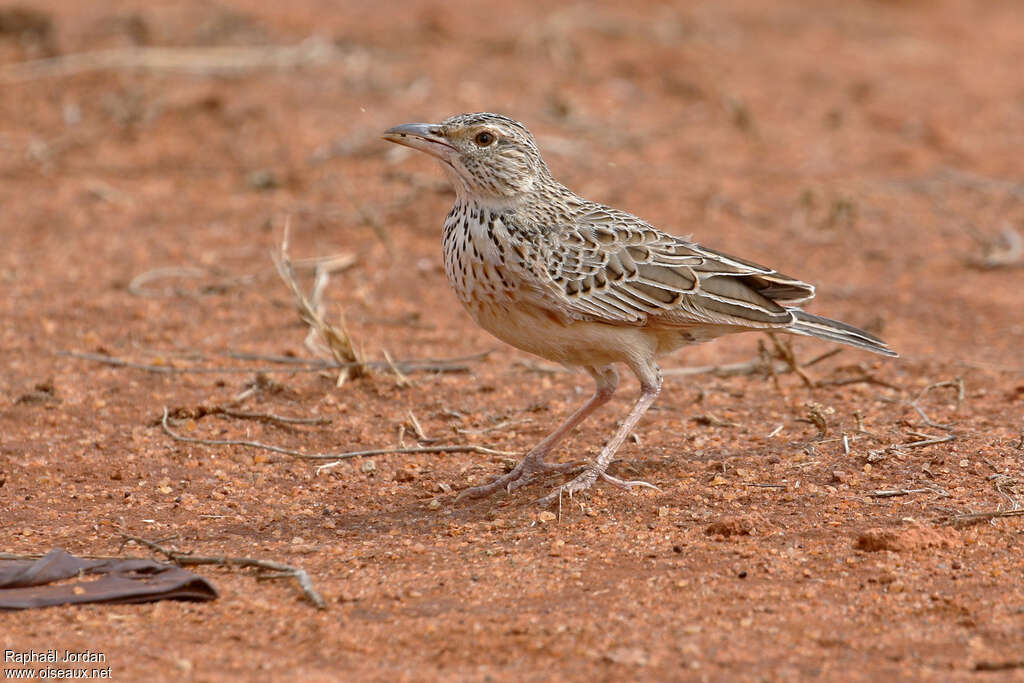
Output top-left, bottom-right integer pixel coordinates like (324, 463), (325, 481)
(599, 471), (662, 492)
(535, 465), (661, 508)
(455, 452), (582, 502)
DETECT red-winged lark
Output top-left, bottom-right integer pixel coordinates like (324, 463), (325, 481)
(383, 112), (896, 506)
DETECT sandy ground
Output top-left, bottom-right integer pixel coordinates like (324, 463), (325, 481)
(2, 0), (1023, 680)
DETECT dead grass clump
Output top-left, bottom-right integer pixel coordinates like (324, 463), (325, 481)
(272, 222), (365, 385)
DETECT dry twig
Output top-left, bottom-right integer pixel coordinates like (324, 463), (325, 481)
(62, 349), (486, 375)
(165, 404), (329, 427)
(119, 534), (326, 610)
(879, 378), (965, 432)
(869, 487), (948, 498)
(865, 433), (954, 461)
(768, 334), (815, 387)
(160, 407), (512, 463)
(816, 364), (900, 390)
(312, 443), (519, 474)
(900, 434), (957, 449)
(914, 378), (966, 410)
(937, 509), (1024, 528)
(666, 343), (844, 385)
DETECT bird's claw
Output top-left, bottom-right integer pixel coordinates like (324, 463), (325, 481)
(535, 467), (660, 507)
(455, 456), (583, 502)
(598, 471), (662, 492)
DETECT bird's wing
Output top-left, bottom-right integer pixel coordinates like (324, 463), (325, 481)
(524, 205), (815, 328)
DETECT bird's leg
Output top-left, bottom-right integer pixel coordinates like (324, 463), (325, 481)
(456, 366), (619, 501)
(537, 366), (663, 507)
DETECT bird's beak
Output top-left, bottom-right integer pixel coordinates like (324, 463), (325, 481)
(381, 122), (455, 159)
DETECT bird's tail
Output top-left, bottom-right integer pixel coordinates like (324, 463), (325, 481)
(789, 310), (898, 357)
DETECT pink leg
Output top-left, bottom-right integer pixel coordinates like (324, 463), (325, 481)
(536, 364), (663, 507)
(456, 366), (619, 501)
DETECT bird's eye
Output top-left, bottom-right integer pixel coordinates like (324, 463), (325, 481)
(474, 131), (496, 146)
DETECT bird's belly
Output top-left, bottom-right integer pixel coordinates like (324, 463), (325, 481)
(466, 300), (670, 369)
(445, 255), (713, 368)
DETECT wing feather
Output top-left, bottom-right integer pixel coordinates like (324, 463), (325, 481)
(509, 203), (815, 330)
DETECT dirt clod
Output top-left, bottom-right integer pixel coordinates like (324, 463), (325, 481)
(705, 516), (757, 538)
(854, 524), (959, 553)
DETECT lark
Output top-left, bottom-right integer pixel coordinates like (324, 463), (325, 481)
(383, 113), (896, 506)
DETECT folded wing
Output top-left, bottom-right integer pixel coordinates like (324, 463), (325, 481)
(531, 205), (814, 330)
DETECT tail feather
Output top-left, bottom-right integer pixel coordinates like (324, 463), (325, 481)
(789, 310), (898, 357)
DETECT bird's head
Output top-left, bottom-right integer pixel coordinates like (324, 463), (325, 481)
(382, 112), (551, 202)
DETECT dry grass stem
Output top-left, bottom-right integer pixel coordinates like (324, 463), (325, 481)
(383, 350), (412, 388)
(692, 413), (737, 428)
(289, 252), (358, 275)
(914, 378), (966, 409)
(0, 38), (344, 83)
(273, 222), (367, 385)
(903, 378), (965, 431)
(128, 267), (207, 297)
(406, 410), (434, 442)
(990, 474), (1020, 510)
(161, 407), (512, 465)
(900, 434), (956, 448)
(313, 444), (516, 474)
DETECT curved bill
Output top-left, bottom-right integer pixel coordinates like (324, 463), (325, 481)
(381, 122), (455, 158)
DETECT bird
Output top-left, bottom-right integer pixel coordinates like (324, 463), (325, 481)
(382, 112), (896, 506)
